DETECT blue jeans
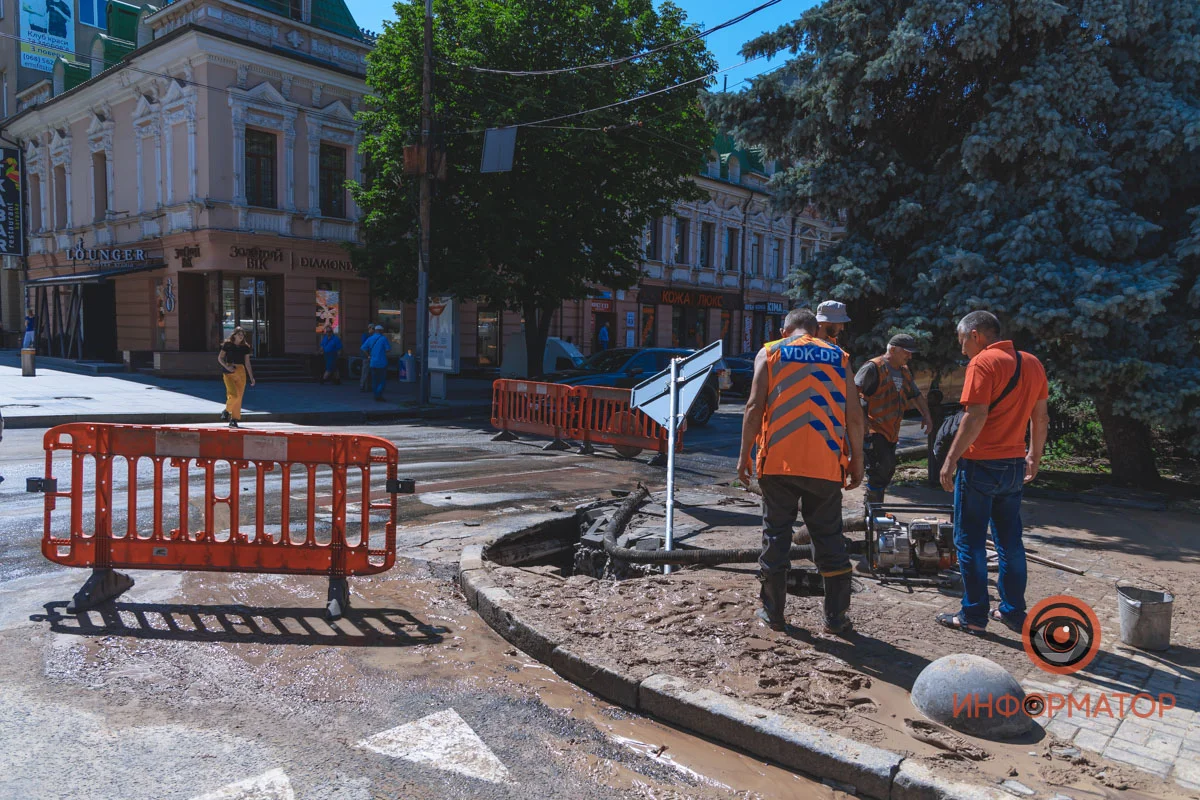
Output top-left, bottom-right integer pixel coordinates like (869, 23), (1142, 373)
(370, 366), (387, 398)
(954, 457), (1027, 628)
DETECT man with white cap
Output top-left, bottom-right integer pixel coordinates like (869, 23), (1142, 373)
(815, 300), (851, 346)
(855, 333), (933, 506)
(361, 324), (392, 402)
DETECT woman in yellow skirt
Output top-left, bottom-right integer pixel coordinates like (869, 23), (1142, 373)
(217, 327), (256, 428)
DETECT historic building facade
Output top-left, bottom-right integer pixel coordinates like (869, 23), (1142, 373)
(3, 0), (372, 370)
(447, 137), (842, 370)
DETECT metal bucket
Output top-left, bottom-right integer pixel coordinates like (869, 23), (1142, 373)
(1117, 580), (1173, 651)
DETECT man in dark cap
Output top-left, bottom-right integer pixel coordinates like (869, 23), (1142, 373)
(855, 333), (933, 507)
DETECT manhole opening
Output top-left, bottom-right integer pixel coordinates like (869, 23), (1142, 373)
(482, 503), (831, 597)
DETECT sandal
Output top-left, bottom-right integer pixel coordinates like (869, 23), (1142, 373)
(936, 612), (986, 637)
(990, 609), (1024, 632)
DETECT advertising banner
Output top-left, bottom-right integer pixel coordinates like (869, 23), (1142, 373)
(0, 149), (23, 257)
(427, 295), (458, 373)
(315, 289), (340, 332)
(20, 0), (76, 72)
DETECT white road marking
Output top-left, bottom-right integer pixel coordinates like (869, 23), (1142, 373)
(188, 768), (295, 800)
(356, 708), (511, 784)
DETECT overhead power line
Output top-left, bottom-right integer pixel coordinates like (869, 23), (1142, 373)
(443, 53), (771, 135)
(437, 0), (783, 77)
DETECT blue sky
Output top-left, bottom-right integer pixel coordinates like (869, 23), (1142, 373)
(350, 0), (819, 88)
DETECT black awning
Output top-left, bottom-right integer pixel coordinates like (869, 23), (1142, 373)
(25, 261), (167, 286)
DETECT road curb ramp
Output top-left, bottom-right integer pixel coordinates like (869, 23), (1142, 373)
(457, 527), (1013, 800)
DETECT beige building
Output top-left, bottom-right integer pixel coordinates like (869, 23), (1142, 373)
(3, 0), (373, 371)
(456, 137), (843, 370)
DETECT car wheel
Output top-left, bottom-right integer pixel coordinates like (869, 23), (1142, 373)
(687, 390), (715, 427)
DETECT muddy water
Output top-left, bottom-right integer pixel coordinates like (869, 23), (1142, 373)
(166, 568), (841, 798)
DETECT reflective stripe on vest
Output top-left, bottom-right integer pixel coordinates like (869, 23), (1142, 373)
(756, 334), (849, 482)
(864, 356), (917, 443)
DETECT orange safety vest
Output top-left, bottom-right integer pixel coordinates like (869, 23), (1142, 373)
(756, 334), (850, 482)
(863, 356), (919, 444)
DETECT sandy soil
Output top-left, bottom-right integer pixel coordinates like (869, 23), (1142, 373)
(487, 484), (1200, 799)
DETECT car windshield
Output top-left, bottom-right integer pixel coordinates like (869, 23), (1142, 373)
(581, 349), (636, 372)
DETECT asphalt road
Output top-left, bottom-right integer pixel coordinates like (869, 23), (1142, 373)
(0, 405), (844, 799)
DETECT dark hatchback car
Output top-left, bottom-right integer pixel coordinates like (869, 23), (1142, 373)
(537, 347), (727, 426)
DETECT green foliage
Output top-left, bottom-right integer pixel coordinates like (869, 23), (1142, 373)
(351, 0), (716, 363)
(710, 0), (1200, 473)
(1045, 381), (1107, 463)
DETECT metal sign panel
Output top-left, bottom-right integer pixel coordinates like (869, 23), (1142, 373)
(0, 149), (23, 257)
(480, 127), (517, 173)
(20, 0), (75, 72)
(630, 340), (723, 429)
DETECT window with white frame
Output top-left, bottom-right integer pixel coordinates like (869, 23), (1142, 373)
(751, 234), (763, 275)
(771, 238), (782, 278)
(723, 227), (739, 271)
(92, 151), (108, 222)
(245, 129), (278, 208)
(673, 217), (689, 264)
(699, 221), (714, 268)
(318, 143), (348, 218)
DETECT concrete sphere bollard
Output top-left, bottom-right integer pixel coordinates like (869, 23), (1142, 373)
(911, 653), (1034, 740)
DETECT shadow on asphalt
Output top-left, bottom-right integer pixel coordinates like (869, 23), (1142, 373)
(30, 601), (448, 647)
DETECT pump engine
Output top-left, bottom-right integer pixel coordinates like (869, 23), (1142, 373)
(865, 504), (957, 576)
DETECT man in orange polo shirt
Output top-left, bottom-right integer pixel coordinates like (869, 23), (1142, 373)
(936, 311), (1049, 636)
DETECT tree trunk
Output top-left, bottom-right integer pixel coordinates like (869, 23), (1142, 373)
(1094, 398), (1160, 487)
(521, 300), (555, 378)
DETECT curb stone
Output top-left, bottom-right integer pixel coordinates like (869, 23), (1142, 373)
(551, 645), (641, 710)
(458, 522), (1015, 800)
(892, 761), (1010, 800)
(640, 674), (899, 799)
(4, 404), (492, 430)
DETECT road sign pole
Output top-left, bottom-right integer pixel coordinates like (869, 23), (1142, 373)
(664, 357), (679, 574)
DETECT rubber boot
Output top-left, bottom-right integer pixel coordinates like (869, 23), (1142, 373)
(823, 573), (853, 634)
(757, 570), (788, 631)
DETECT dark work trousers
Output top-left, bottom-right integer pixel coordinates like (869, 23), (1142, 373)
(758, 474), (853, 626)
(864, 432), (898, 505)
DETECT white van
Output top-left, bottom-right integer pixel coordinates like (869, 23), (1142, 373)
(499, 333), (585, 378)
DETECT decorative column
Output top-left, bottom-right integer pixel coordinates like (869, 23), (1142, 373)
(306, 119), (321, 215)
(163, 117), (174, 206)
(153, 124), (163, 209)
(231, 106), (246, 206)
(284, 123), (296, 212)
(187, 112), (198, 201)
(135, 135), (144, 214)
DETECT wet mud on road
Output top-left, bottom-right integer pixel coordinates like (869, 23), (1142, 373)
(0, 564), (838, 799)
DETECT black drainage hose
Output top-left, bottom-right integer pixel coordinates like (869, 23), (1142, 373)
(602, 484), (866, 566)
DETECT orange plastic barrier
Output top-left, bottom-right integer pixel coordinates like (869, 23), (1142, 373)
(490, 380), (577, 451)
(490, 380), (679, 461)
(573, 385), (681, 461)
(30, 423), (414, 618)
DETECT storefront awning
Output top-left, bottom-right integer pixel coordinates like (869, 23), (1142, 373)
(25, 261), (166, 286)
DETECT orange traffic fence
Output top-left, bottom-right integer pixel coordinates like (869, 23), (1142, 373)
(491, 380), (680, 462)
(28, 423), (415, 618)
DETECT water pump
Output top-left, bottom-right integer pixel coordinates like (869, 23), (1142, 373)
(865, 503), (957, 579)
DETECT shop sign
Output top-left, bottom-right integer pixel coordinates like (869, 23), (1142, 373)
(230, 245), (284, 270)
(296, 256), (357, 272)
(175, 245), (200, 268)
(745, 301), (786, 314)
(590, 299), (613, 313)
(639, 285), (738, 311)
(65, 238), (152, 264)
(0, 149), (23, 257)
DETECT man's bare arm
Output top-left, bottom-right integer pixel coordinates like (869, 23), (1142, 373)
(939, 404), (989, 491)
(1026, 398), (1049, 482)
(844, 374), (865, 489)
(737, 349), (770, 485)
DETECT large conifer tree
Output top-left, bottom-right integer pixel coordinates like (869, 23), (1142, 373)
(713, 0), (1200, 484)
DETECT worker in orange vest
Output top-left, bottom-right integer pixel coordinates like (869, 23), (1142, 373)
(855, 333), (933, 507)
(737, 308), (866, 634)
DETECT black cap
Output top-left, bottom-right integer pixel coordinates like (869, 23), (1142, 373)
(888, 334), (919, 353)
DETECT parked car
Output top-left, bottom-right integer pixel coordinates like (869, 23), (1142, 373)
(537, 347), (726, 426)
(723, 357), (754, 396)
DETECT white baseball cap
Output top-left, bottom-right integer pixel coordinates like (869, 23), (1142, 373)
(816, 300), (850, 323)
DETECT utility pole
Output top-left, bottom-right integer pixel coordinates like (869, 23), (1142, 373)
(416, 0), (434, 405)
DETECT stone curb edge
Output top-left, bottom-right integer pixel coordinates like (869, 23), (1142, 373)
(4, 404), (492, 430)
(457, 542), (1007, 800)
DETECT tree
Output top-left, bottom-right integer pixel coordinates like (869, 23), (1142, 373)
(711, 0), (1200, 486)
(352, 0), (716, 375)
